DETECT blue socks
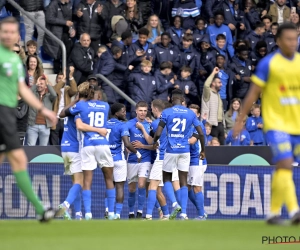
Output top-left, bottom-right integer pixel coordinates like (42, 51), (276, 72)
(82, 190), (91, 213)
(115, 203), (123, 216)
(175, 189), (181, 206)
(65, 184), (81, 207)
(155, 200), (160, 209)
(161, 205), (169, 216)
(128, 191), (136, 213)
(164, 181), (177, 204)
(146, 190), (156, 216)
(195, 191), (205, 216)
(138, 188), (146, 212)
(188, 189), (197, 207)
(106, 188), (116, 215)
(73, 192), (81, 213)
(180, 186), (188, 214)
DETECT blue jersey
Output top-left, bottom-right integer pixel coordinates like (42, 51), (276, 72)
(70, 100), (110, 147)
(161, 105), (201, 153)
(106, 118), (130, 161)
(152, 118), (167, 161)
(127, 118), (152, 163)
(189, 124), (207, 166)
(61, 115), (79, 153)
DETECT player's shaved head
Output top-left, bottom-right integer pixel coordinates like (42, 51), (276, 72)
(171, 89), (185, 104)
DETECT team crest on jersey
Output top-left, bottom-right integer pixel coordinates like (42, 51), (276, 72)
(218, 72), (222, 77)
(187, 55), (191, 60)
(148, 49), (152, 53)
(170, 50), (173, 54)
(248, 65), (251, 70)
(152, 80), (155, 85)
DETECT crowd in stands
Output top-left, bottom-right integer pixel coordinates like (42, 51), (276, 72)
(1, 0), (299, 146)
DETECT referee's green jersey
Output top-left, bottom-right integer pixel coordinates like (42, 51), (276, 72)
(0, 45), (25, 108)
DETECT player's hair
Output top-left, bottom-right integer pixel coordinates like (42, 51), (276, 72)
(227, 98), (242, 117)
(0, 16), (19, 29)
(251, 103), (261, 111)
(26, 40), (37, 48)
(262, 15), (272, 23)
(111, 46), (122, 55)
(163, 101), (172, 109)
(161, 32), (171, 39)
(136, 101), (148, 109)
(182, 34), (193, 42)
(205, 122), (212, 129)
(189, 104), (200, 114)
(171, 89), (184, 103)
(160, 61), (172, 70)
(180, 66), (192, 73)
(138, 27), (150, 36)
(255, 22), (265, 29)
(111, 103), (125, 116)
(152, 99), (165, 112)
(141, 60), (152, 67)
(276, 22), (297, 39)
(98, 46), (107, 53)
(172, 89), (184, 97)
(78, 82), (94, 100)
(216, 34), (226, 41)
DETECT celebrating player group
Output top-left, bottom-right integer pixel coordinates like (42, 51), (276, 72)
(58, 85), (207, 221)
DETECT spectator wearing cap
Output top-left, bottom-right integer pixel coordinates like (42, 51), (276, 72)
(75, 0), (105, 54)
(87, 74), (108, 102)
(27, 76), (57, 146)
(68, 33), (94, 85)
(268, 0), (291, 24)
(206, 12), (235, 58)
(50, 66), (78, 145)
(166, 16), (186, 49)
(249, 41), (268, 69)
(245, 22), (265, 50)
(201, 67), (225, 145)
(229, 45), (252, 100)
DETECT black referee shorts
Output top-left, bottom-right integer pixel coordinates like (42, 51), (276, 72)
(0, 105), (21, 153)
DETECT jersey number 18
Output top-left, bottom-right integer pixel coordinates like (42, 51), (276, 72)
(88, 111), (104, 127)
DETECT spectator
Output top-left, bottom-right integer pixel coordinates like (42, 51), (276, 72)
(154, 32), (180, 71)
(154, 61), (175, 101)
(255, 0), (271, 17)
(123, 0), (143, 41)
(137, 0), (151, 25)
(146, 14), (163, 45)
(13, 43), (26, 65)
(262, 15), (272, 32)
(206, 12), (235, 58)
(26, 76), (57, 146)
(244, 0), (261, 30)
(229, 45), (252, 100)
(87, 74), (108, 102)
(44, 0), (75, 74)
(16, 95), (29, 146)
(93, 45), (115, 79)
(224, 98), (241, 134)
(250, 41), (268, 69)
(25, 55), (44, 87)
(112, 30), (133, 67)
(205, 0), (224, 24)
(192, 17), (206, 45)
(174, 66), (198, 106)
(245, 22), (265, 50)
(268, 0), (291, 24)
(102, 0), (125, 23)
(68, 33), (94, 84)
(246, 104), (265, 146)
(109, 14), (129, 42)
(166, 16), (186, 49)
(25, 40), (43, 66)
(178, 34), (197, 74)
(75, 0), (105, 53)
(204, 122), (213, 146)
(128, 27), (156, 73)
(265, 22), (278, 52)
(50, 67), (78, 145)
(151, 0), (173, 30)
(171, 0), (200, 30)
(291, 12), (300, 24)
(225, 116), (250, 146)
(128, 60), (156, 117)
(19, 0), (45, 53)
(201, 67), (225, 145)
(211, 137), (221, 146)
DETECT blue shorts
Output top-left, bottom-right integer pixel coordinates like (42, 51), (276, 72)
(265, 130), (300, 164)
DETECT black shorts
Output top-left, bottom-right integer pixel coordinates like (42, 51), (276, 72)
(0, 105), (21, 152)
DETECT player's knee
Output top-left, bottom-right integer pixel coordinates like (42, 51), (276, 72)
(193, 186), (202, 193)
(7, 149), (27, 171)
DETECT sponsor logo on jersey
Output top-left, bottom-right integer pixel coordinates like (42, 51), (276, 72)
(134, 133), (144, 138)
(172, 107), (187, 113)
(61, 141), (71, 146)
(169, 134), (184, 138)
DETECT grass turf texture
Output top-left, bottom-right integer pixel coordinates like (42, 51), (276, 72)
(0, 220), (299, 250)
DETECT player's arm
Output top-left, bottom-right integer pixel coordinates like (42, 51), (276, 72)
(153, 121), (165, 144)
(195, 125), (205, 159)
(18, 80), (57, 125)
(136, 122), (153, 144)
(59, 94), (79, 118)
(189, 134), (198, 145)
(123, 136), (142, 162)
(75, 118), (108, 137)
(132, 141), (157, 151)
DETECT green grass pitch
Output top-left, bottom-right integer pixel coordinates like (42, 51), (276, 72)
(0, 220), (299, 250)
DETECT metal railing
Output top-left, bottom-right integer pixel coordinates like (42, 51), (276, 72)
(7, 0), (67, 74)
(96, 74), (136, 107)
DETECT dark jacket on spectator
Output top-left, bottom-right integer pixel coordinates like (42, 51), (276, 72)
(16, 98), (28, 133)
(193, 33), (205, 48)
(128, 41), (156, 73)
(154, 69), (174, 101)
(166, 26), (186, 48)
(154, 43), (180, 71)
(151, 0), (172, 29)
(93, 50), (115, 77)
(249, 51), (265, 67)
(102, 0), (125, 22)
(75, 0), (105, 41)
(178, 45), (197, 73)
(44, 0), (73, 59)
(68, 43), (94, 84)
(263, 31), (277, 53)
(123, 9), (143, 35)
(245, 31), (262, 51)
(222, 0), (238, 27)
(175, 76), (198, 106)
(111, 40), (135, 67)
(244, 7), (261, 31)
(205, 0), (223, 19)
(138, 0), (153, 25)
(19, 0), (43, 12)
(229, 56), (252, 99)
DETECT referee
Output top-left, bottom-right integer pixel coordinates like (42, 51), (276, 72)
(0, 17), (58, 222)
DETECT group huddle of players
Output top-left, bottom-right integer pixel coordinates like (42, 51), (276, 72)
(57, 84), (206, 221)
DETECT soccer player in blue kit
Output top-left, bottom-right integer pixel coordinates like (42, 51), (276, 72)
(153, 89), (206, 220)
(63, 82), (115, 220)
(106, 103), (142, 219)
(127, 101), (152, 219)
